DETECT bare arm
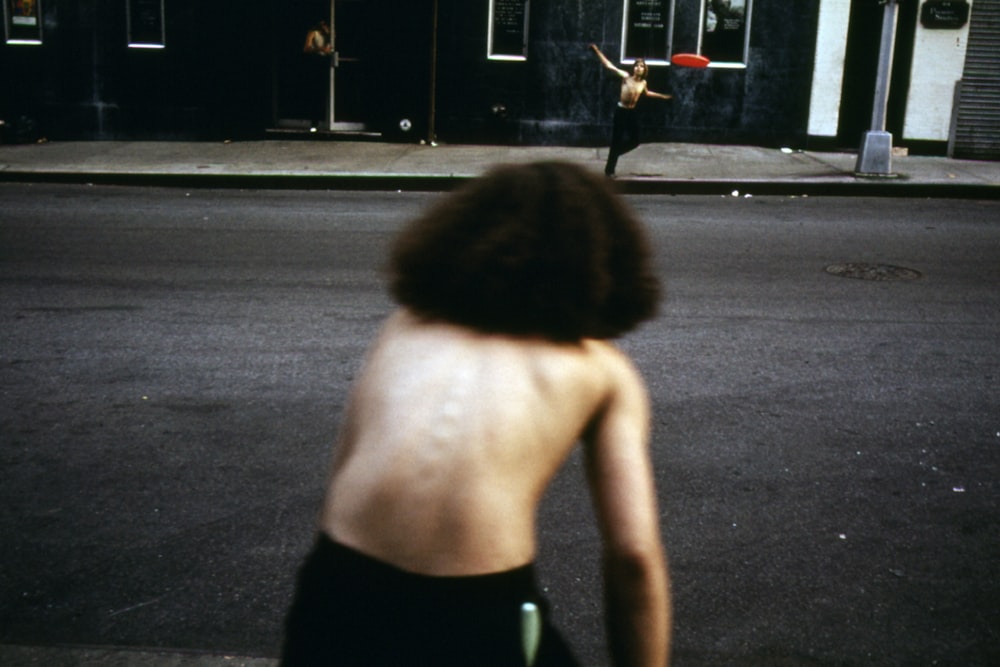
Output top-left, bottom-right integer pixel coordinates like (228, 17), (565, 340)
(590, 43), (628, 78)
(584, 350), (671, 667)
(303, 31), (318, 54)
(645, 89), (673, 101)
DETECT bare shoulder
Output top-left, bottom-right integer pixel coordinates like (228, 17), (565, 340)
(362, 311), (644, 443)
(583, 338), (647, 395)
(580, 338), (651, 462)
(360, 310), (646, 429)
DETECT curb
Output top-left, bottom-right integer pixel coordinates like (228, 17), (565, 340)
(0, 645), (276, 667)
(0, 170), (997, 199)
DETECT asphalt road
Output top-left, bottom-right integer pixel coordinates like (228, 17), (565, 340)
(1, 184), (998, 666)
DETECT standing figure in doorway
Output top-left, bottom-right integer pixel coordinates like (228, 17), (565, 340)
(303, 20), (332, 56)
(590, 44), (672, 177)
(301, 20), (333, 128)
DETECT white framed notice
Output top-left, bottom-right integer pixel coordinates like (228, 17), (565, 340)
(127, 0), (165, 49)
(701, 0), (752, 67)
(488, 0), (529, 61)
(621, 0), (673, 65)
(5, 0), (44, 45)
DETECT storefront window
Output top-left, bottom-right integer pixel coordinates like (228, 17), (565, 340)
(5, 0), (43, 45)
(702, 0), (751, 66)
(622, 0), (672, 64)
(127, 0), (165, 49)
(488, 0), (529, 60)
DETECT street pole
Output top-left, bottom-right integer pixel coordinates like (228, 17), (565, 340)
(855, 0), (899, 176)
(428, 0), (438, 145)
(327, 0), (336, 131)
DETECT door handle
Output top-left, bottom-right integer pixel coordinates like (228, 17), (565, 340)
(332, 52), (359, 68)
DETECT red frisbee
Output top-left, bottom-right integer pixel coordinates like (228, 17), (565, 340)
(671, 53), (711, 68)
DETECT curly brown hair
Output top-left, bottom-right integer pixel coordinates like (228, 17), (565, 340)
(388, 161), (661, 341)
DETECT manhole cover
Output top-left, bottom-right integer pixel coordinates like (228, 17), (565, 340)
(825, 263), (922, 281)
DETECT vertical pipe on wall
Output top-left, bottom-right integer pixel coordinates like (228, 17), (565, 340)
(428, 0), (438, 144)
(328, 3), (336, 129)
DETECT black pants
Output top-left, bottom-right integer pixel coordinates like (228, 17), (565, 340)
(605, 105), (640, 175)
(281, 534), (581, 667)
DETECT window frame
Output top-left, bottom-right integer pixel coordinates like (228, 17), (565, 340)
(620, 0), (674, 66)
(699, 0), (752, 68)
(488, 0), (529, 61)
(4, 0), (44, 46)
(126, 0), (166, 49)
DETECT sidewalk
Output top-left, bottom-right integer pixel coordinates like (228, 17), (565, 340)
(1, 139), (998, 197)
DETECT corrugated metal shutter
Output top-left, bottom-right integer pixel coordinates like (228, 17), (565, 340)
(950, 0), (1000, 160)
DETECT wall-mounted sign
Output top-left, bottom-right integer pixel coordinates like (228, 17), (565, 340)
(127, 0), (165, 48)
(920, 0), (970, 29)
(623, 0), (670, 63)
(5, 0), (43, 45)
(702, 0), (751, 64)
(488, 0), (529, 60)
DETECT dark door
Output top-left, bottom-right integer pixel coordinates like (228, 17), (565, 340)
(271, 0), (431, 138)
(273, 0), (333, 129)
(330, 0), (366, 129)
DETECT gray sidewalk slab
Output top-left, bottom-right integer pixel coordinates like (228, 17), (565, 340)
(0, 140), (997, 197)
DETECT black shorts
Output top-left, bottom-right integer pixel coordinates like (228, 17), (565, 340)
(281, 533), (581, 667)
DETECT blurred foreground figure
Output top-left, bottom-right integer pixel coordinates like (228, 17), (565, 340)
(281, 161), (671, 667)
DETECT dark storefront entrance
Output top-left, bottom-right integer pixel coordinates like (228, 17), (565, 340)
(6, 0), (920, 150)
(273, 0), (365, 132)
(271, 0), (431, 139)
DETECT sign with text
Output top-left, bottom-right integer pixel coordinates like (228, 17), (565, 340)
(127, 0), (165, 48)
(623, 0), (670, 63)
(703, 0), (750, 64)
(5, 0), (43, 45)
(920, 1), (970, 29)
(489, 0), (529, 60)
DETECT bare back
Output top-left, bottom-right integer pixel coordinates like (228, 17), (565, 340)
(319, 308), (648, 576)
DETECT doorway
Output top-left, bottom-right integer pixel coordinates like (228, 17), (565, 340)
(272, 0), (369, 132)
(330, 0), (366, 130)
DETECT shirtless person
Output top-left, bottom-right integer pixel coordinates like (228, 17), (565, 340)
(281, 161), (671, 667)
(302, 20), (332, 56)
(590, 44), (672, 177)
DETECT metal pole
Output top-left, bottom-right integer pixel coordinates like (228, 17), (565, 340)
(327, 0), (336, 130)
(428, 0), (438, 145)
(855, 0), (899, 176)
(870, 0), (899, 132)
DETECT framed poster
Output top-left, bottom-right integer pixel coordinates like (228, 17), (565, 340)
(702, 0), (751, 66)
(5, 0), (43, 45)
(127, 0), (165, 49)
(622, 0), (672, 65)
(488, 0), (529, 60)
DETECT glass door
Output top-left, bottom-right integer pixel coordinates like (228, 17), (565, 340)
(273, 0), (367, 133)
(330, 0), (366, 130)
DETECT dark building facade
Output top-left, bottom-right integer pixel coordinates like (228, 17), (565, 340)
(2, 0), (276, 141)
(2, 0), (997, 159)
(429, 0), (818, 148)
